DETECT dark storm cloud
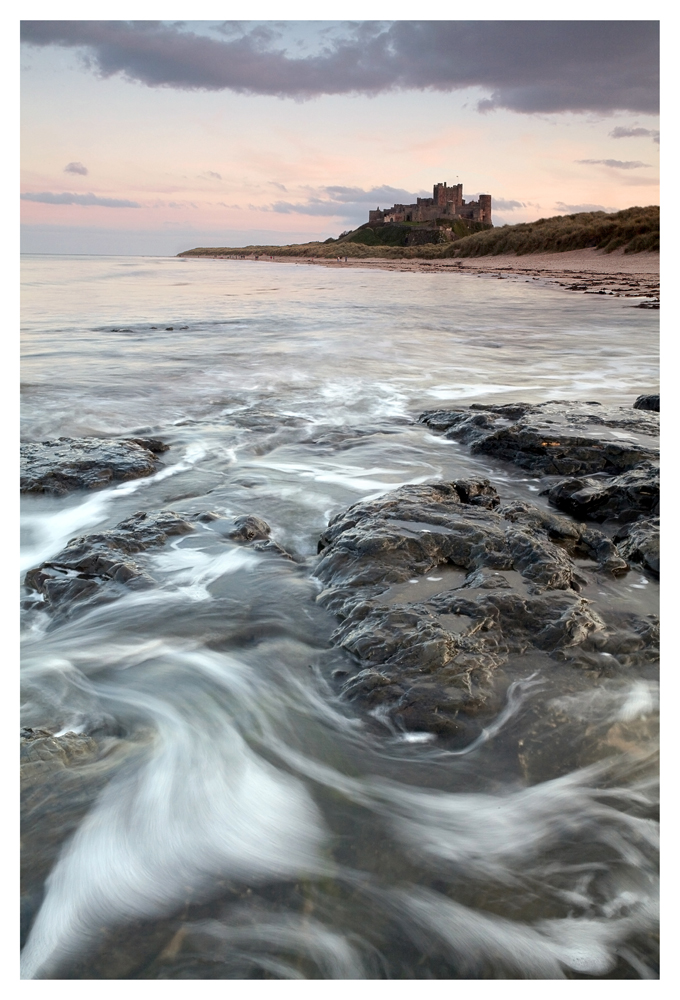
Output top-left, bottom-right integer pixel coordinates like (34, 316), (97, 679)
(21, 191), (141, 208)
(576, 159), (651, 169)
(20, 20), (659, 114)
(610, 126), (660, 143)
(64, 161), (88, 175)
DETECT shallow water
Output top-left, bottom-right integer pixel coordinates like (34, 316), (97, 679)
(20, 254), (659, 979)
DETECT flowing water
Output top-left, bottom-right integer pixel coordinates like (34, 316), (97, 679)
(20, 254), (660, 980)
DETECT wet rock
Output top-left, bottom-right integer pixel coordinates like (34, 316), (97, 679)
(544, 463), (659, 524)
(634, 394), (660, 412)
(542, 465), (659, 575)
(21, 436), (168, 495)
(228, 515), (272, 542)
(419, 400), (658, 476)
(614, 518), (660, 576)
(21, 727), (98, 773)
(227, 514), (297, 560)
(24, 510), (197, 612)
(314, 481), (651, 738)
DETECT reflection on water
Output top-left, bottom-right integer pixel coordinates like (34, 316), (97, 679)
(20, 256), (659, 979)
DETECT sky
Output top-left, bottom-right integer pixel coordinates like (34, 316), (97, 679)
(20, 9), (661, 256)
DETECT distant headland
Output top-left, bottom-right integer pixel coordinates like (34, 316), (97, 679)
(177, 205), (659, 261)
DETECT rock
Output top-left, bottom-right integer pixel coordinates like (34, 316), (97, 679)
(24, 510), (197, 612)
(614, 517), (660, 576)
(20, 436), (168, 495)
(227, 514), (297, 560)
(23, 508), (299, 616)
(21, 728), (98, 776)
(419, 400), (658, 476)
(544, 463), (659, 523)
(228, 514), (272, 542)
(314, 481), (653, 738)
(634, 394), (660, 412)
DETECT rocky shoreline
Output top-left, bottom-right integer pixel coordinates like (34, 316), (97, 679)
(20, 395), (660, 959)
(22, 395), (659, 732)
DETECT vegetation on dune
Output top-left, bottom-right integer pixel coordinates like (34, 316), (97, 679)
(177, 241), (452, 260)
(177, 206), (659, 260)
(338, 218), (489, 246)
(447, 206), (659, 257)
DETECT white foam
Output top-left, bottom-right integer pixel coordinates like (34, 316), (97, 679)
(151, 542), (259, 601)
(389, 887), (643, 978)
(185, 913), (367, 979)
(20, 649), (328, 980)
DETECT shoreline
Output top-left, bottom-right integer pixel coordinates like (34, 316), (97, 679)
(185, 248), (660, 302)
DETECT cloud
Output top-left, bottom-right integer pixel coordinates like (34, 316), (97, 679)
(20, 20), (659, 114)
(64, 161), (88, 175)
(264, 184), (429, 221)
(610, 126), (659, 143)
(261, 185), (524, 224)
(576, 159), (651, 169)
(21, 191), (141, 207)
(485, 198), (524, 211)
(203, 171), (222, 180)
(555, 202), (617, 214)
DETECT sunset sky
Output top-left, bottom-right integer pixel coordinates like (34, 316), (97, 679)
(20, 12), (660, 256)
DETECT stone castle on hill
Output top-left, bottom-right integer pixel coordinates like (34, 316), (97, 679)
(368, 182), (492, 226)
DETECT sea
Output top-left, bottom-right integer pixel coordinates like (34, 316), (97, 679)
(20, 253), (660, 980)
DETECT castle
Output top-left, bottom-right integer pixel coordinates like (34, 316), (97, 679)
(368, 182), (492, 226)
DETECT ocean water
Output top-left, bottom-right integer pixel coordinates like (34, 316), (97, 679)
(20, 254), (659, 979)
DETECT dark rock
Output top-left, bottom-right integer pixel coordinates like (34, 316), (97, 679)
(24, 510), (197, 612)
(227, 514), (297, 560)
(314, 481), (650, 737)
(23, 508), (299, 616)
(20, 436), (169, 495)
(21, 727), (98, 772)
(544, 463), (659, 523)
(634, 394), (660, 412)
(419, 400), (658, 476)
(614, 517), (660, 576)
(228, 515), (272, 542)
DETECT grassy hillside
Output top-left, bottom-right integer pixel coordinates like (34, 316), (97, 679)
(448, 206), (659, 257)
(340, 218), (489, 246)
(177, 206), (659, 260)
(177, 241), (456, 261)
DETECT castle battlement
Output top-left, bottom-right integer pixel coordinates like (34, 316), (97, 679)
(369, 182), (491, 226)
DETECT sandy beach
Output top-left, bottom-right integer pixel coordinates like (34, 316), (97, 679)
(181, 246), (660, 303)
(248, 247), (658, 302)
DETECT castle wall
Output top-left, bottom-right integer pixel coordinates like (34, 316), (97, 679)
(369, 181), (491, 227)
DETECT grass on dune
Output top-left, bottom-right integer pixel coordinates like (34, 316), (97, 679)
(177, 206), (659, 260)
(445, 206), (659, 257)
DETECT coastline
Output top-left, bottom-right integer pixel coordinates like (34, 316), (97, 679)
(185, 248), (660, 301)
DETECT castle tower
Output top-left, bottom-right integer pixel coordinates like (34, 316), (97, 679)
(478, 194), (492, 224)
(433, 182), (448, 208)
